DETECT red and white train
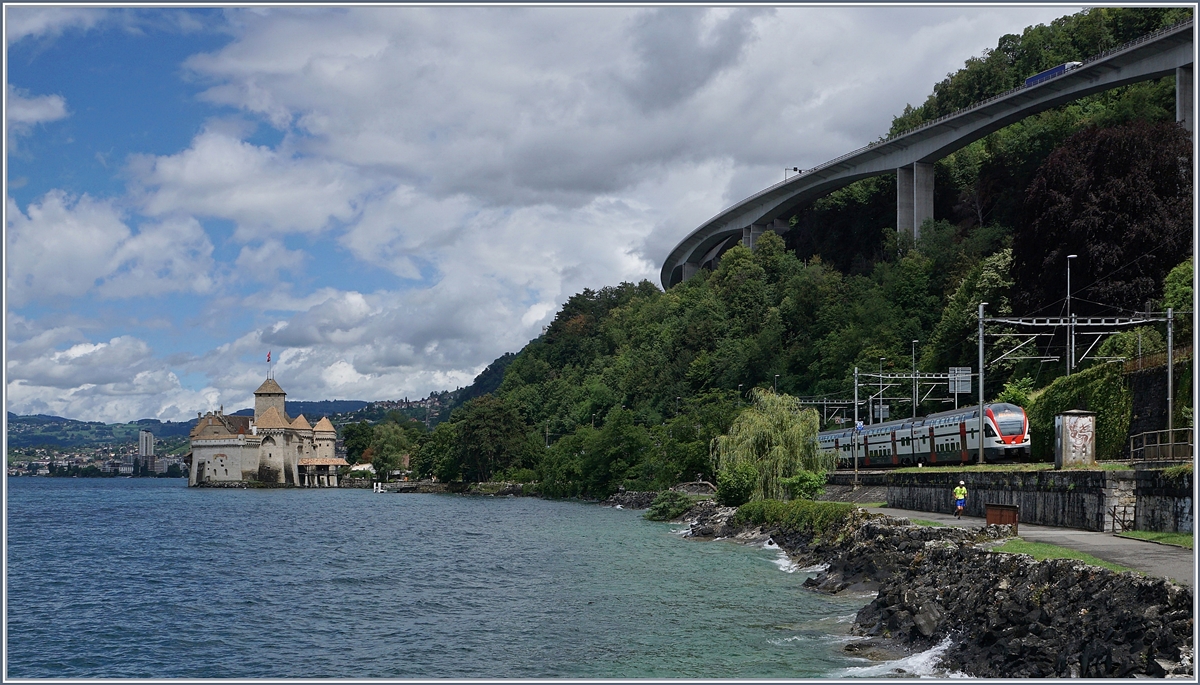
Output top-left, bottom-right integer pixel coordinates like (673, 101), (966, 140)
(818, 402), (1031, 468)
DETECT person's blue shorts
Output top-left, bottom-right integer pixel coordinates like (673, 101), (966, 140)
(955, 498), (965, 508)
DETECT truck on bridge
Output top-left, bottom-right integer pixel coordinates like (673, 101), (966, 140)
(1024, 61), (1083, 87)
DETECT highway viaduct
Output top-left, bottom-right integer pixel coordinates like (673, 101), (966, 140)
(661, 19), (1195, 290)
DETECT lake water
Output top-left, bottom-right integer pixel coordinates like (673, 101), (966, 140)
(7, 477), (894, 678)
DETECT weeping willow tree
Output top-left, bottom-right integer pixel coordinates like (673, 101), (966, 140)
(711, 389), (833, 501)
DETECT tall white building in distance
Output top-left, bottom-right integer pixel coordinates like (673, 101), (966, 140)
(139, 430), (155, 458)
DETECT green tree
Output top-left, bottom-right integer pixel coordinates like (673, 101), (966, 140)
(715, 461), (757, 506)
(371, 422), (412, 481)
(923, 248), (1015, 393)
(1097, 326), (1165, 361)
(1162, 257), (1193, 342)
(454, 394), (531, 483)
(995, 376), (1035, 407)
(412, 421), (455, 480)
(712, 389), (829, 501)
(580, 406), (653, 497)
(1015, 121), (1193, 316)
(341, 421), (374, 465)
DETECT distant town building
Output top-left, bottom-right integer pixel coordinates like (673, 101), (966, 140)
(188, 378), (347, 487)
(153, 457), (183, 475)
(138, 429), (155, 472)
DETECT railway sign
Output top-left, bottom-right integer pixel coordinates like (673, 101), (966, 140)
(948, 367), (972, 394)
(854, 420), (864, 433)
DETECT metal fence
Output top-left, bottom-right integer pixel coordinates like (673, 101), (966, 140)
(1124, 346), (1193, 373)
(1129, 428), (1194, 461)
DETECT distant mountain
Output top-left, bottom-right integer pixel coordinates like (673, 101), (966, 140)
(226, 400), (369, 418)
(6, 401), (371, 450)
(6, 413), (198, 448)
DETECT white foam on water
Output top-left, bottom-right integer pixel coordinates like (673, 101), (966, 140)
(834, 636), (968, 678)
(670, 525), (692, 536)
(772, 550), (801, 573)
(614, 504), (623, 509)
(799, 563), (829, 573)
(758, 538), (805, 573)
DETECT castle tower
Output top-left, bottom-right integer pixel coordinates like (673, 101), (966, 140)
(254, 378), (287, 421)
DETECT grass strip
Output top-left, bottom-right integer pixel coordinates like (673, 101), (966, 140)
(891, 461), (1145, 474)
(991, 538), (1135, 574)
(1117, 530), (1193, 549)
(911, 519), (946, 527)
(892, 463), (1056, 473)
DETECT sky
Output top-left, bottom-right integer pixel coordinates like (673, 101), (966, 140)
(5, 4), (1082, 423)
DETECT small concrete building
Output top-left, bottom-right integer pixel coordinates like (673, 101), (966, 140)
(188, 378), (347, 486)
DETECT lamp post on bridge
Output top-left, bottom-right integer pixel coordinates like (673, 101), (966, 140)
(912, 340), (918, 419)
(1066, 254), (1077, 375)
(877, 357), (885, 425)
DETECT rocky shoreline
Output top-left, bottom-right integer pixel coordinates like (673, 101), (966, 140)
(653, 498), (1194, 678)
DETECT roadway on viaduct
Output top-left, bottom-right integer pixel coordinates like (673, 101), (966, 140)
(661, 19), (1195, 289)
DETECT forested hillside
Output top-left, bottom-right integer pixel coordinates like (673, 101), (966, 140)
(352, 7), (1193, 497)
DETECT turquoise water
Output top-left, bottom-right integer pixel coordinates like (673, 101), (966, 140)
(6, 478), (875, 678)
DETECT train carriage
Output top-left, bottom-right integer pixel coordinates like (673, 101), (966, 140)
(819, 403), (1031, 469)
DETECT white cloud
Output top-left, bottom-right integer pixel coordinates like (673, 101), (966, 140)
(234, 239), (307, 282)
(6, 86), (69, 137)
(5, 333), (222, 423)
(129, 129), (375, 241)
(5, 7), (105, 43)
(6, 192), (216, 306)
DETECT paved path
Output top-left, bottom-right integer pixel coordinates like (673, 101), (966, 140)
(863, 505), (1195, 587)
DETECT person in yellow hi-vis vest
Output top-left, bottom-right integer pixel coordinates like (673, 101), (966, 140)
(953, 481), (967, 518)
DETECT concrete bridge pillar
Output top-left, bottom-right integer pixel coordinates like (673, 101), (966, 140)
(1177, 64), (1193, 133)
(681, 263), (698, 281)
(896, 165), (914, 237)
(913, 161), (934, 239)
(743, 223), (769, 250)
(896, 162), (935, 241)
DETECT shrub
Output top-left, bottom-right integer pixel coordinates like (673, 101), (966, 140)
(498, 467), (538, 483)
(716, 461), (757, 506)
(731, 499), (855, 536)
(1025, 363), (1131, 460)
(778, 469), (827, 500)
(644, 491), (696, 521)
(995, 376), (1035, 408)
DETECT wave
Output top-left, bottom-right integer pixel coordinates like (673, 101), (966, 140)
(833, 636), (968, 678)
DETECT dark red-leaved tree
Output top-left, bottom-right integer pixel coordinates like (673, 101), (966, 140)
(1013, 120), (1192, 316)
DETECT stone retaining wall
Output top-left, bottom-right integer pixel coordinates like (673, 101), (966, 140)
(886, 469), (1191, 533)
(826, 471), (890, 487)
(1134, 471), (1194, 533)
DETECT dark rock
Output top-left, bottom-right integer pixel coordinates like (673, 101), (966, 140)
(709, 509), (1193, 678)
(601, 490), (657, 509)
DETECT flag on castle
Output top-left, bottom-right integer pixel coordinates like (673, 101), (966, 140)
(267, 350), (271, 363)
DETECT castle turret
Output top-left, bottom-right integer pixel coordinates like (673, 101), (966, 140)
(254, 378), (287, 421)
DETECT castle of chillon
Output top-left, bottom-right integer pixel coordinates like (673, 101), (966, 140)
(188, 378), (347, 487)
